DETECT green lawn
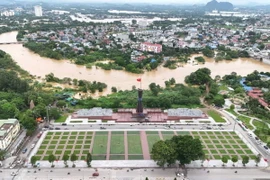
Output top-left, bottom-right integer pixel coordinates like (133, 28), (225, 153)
(55, 115), (68, 123)
(92, 135), (108, 154)
(127, 135), (142, 154)
(109, 155), (125, 160)
(225, 108), (238, 116)
(238, 116), (252, 129)
(128, 155), (144, 160)
(110, 135), (125, 154)
(147, 135), (161, 151)
(207, 110), (226, 122)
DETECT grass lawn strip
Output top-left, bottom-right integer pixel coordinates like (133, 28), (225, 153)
(92, 135), (108, 154)
(110, 135), (125, 154)
(207, 110), (226, 123)
(127, 135), (142, 154)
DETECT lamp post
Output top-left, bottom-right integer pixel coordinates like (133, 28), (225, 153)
(46, 105), (51, 124)
(233, 118), (237, 131)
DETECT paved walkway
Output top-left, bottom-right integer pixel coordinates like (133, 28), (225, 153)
(124, 131), (128, 160)
(140, 131), (151, 160)
(106, 131), (111, 160)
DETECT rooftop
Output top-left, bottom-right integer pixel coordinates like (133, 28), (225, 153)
(167, 108), (203, 117)
(75, 108), (113, 117)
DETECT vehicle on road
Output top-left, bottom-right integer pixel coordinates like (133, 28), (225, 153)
(206, 127), (212, 130)
(37, 132), (43, 138)
(264, 146), (269, 150)
(31, 143), (35, 149)
(44, 125), (49, 128)
(22, 148), (27, 154)
(55, 127), (60, 130)
(100, 127), (106, 129)
(92, 172), (99, 176)
(10, 172), (18, 176)
(62, 123), (67, 126)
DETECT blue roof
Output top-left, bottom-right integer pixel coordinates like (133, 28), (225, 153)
(240, 78), (252, 92)
(150, 59), (157, 63)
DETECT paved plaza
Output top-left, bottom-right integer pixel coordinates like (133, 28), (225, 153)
(34, 130), (257, 162)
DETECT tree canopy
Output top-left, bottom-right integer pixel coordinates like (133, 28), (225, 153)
(151, 135), (204, 167)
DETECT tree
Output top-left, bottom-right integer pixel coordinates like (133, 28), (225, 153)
(151, 140), (176, 167)
(221, 156), (228, 166)
(63, 154), (69, 167)
(86, 152), (92, 167)
(0, 150), (6, 161)
(231, 156), (238, 166)
(255, 154), (261, 166)
(70, 153), (77, 167)
(171, 135), (204, 166)
(200, 154), (205, 167)
(111, 87), (117, 93)
(48, 154), (56, 167)
(242, 156), (249, 166)
(31, 156), (37, 167)
(145, 178), (149, 180)
(213, 95), (225, 107)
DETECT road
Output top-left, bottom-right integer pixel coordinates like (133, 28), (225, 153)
(0, 167), (269, 180)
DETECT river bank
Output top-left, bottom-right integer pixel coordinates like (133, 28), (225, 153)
(0, 31), (270, 97)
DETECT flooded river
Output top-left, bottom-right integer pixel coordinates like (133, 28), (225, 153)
(0, 31), (270, 96)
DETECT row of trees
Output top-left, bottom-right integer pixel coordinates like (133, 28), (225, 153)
(79, 83), (201, 110)
(31, 153), (92, 168)
(220, 155), (261, 167)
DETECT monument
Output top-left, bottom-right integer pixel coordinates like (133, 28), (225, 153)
(134, 88), (146, 120)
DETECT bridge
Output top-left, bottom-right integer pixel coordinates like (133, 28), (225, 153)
(0, 42), (23, 45)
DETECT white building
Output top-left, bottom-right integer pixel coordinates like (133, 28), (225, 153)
(0, 10), (15, 17)
(0, 119), (20, 150)
(34, 5), (42, 17)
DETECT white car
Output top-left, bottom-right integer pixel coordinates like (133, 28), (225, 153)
(31, 144), (35, 149)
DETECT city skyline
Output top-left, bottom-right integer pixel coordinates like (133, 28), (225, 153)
(18, 0), (270, 5)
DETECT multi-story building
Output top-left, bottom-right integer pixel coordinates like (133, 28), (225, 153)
(140, 42), (162, 53)
(0, 10), (15, 17)
(34, 5), (42, 17)
(0, 119), (20, 150)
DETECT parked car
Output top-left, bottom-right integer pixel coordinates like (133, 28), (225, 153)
(206, 127), (212, 130)
(62, 123), (67, 126)
(22, 148), (27, 154)
(255, 137), (259, 141)
(55, 127), (60, 130)
(44, 125), (49, 128)
(92, 172), (99, 177)
(264, 146), (269, 150)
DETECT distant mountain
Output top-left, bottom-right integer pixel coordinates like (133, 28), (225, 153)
(205, 0), (233, 11)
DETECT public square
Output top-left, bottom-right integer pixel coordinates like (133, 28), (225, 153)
(34, 130), (257, 161)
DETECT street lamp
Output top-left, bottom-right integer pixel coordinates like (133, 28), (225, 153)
(233, 118), (237, 131)
(46, 105), (51, 124)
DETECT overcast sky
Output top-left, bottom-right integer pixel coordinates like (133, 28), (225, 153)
(55, 0), (269, 5)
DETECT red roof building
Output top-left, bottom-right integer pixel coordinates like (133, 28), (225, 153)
(140, 42), (162, 53)
(248, 89), (269, 107)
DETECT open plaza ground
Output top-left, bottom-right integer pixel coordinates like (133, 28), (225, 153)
(34, 130), (257, 161)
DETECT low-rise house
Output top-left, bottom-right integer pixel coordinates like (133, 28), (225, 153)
(0, 119), (20, 150)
